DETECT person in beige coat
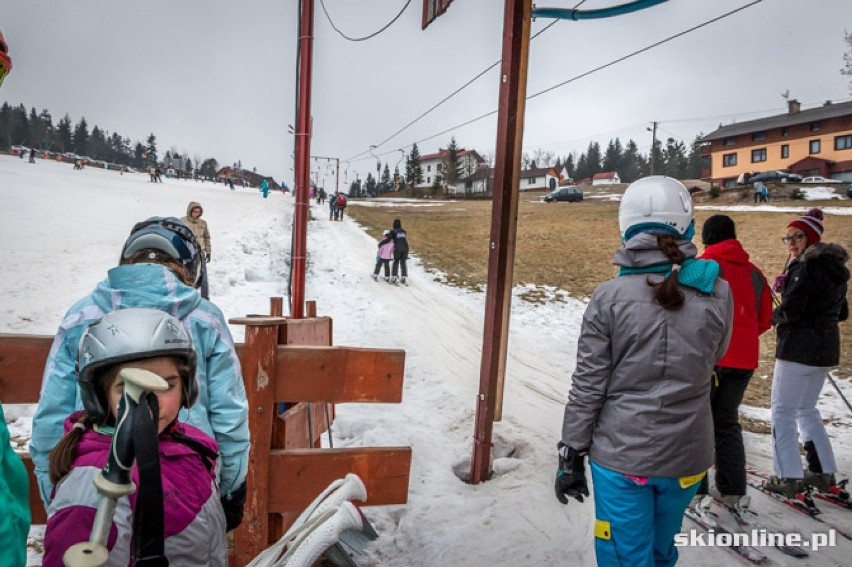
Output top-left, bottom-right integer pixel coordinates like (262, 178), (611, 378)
(182, 201), (211, 262)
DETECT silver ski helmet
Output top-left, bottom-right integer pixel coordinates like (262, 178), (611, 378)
(120, 217), (203, 287)
(76, 308), (198, 421)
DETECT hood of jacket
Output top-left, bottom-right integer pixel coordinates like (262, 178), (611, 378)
(90, 263), (202, 319)
(700, 238), (751, 265)
(612, 232), (698, 269)
(186, 201), (203, 219)
(801, 242), (850, 284)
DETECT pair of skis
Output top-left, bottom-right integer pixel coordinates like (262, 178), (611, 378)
(744, 468), (852, 541)
(683, 503), (770, 563)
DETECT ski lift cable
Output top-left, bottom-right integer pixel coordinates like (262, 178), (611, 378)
(319, 0), (412, 42)
(345, 18), (561, 162)
(350, 0), (763, 163)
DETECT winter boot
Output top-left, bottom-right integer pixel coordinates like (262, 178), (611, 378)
(384, 276), (391, 283)
(804, 471), (836, 492)
(765, 476), (803, 498)
(689, 494), (712, 515)
(804, 441), (823, 473)
(371, 273), (378, 282)
(720, 494), (751, 516)
(400, 276), (407, 285)
(390, 276), (398, 284)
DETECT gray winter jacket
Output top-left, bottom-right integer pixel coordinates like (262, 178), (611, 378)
(562, 234), (733, 478)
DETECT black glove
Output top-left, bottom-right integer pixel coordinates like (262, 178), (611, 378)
(555, 442), (589, 504)
(205, 252), (211, 263)
(221, 482), (247, 532)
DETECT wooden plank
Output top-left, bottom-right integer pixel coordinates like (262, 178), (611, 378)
(22, 454), (47, 524)
(0, 334), (53, 403)
(275, 346), (405, 403)
(234, 324), (279, 567)
(265, 447), (412, 513)
(280, 317), (331, 346)
(276, 402), (334, 449)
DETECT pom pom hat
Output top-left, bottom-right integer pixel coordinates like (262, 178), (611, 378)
(787, 208), (824, 246)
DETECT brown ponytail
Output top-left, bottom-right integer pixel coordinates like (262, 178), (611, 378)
(121, 248), (193, 286)
(648, 234), (686, 311)
(49, 414), (93, 484)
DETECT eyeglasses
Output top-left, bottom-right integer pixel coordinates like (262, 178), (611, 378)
(780, 233), (807, 243)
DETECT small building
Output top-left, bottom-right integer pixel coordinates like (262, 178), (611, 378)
(592, 171), (621, 186)
(700, 99), (852, 187)
(417, 147), (486, 189)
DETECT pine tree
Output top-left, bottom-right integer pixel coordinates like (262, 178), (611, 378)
(27, 108), (41, 148)
(564, 153), (575, 180)
(406, 143), (424, 188)
(661, 137), (688, 179)
(442, 136), (464, 192)
(145, 133), (158, 165)
(0, 102), (12, 149)
(381, 163), (392, 194)
(585, 141), (602, 178)
(686, 135), (705, 179)
(11, 104), (29, 147)
(575, 153), (589, 181)
(602, 138), (623, 176)
(89, 126), (107, 160)
(72, 117), (89, 156)
(57, 114), (72, 152)
(620, 140), (643, 183)
(365, 172), (377, 197)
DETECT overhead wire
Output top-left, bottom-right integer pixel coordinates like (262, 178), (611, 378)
(319, 0), (412, 42)
(352, 0), (763, 164)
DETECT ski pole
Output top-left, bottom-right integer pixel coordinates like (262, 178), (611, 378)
(63, 368), (168, 567)
(827, 372), (852, 417)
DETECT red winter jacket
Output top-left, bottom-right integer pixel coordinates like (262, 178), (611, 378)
(700, 239), (772, 369)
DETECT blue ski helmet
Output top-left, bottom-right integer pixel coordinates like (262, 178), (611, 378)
(121, 217), (204, 288)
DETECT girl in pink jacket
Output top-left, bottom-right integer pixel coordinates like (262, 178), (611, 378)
(371, 230), (395, 282)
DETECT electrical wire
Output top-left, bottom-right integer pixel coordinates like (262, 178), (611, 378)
(355, 0), (763, 162)
(320, 0), (412, 42)
(346, 18), (561, 161)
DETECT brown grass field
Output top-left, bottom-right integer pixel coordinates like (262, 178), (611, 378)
(346, 188), (852, 413)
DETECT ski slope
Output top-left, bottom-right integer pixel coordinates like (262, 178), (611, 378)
(2, 154), (851, 565)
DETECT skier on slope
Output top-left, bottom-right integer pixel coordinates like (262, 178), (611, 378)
(555, 176), (733, 566)
(691, 215), (773, 515)
(30, 218), (248, 532)
(390, 218), (409, 285)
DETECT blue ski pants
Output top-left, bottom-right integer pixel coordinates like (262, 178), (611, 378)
(591, 462), (703, 567)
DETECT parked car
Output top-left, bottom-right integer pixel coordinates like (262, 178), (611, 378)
(748, 170), (803, 184)
(801, 176), (843, 184)
(543, 186), (583, 202)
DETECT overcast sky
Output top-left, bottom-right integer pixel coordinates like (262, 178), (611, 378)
(3, 0), (851, 188)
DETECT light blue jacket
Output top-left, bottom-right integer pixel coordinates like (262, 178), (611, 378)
(31, 263), (249, 505)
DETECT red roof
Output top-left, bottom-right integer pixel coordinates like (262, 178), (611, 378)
(592, 171), (618, 180)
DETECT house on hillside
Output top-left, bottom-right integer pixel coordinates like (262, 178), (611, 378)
(592, 171), (620, 186)
(417, 147), (486, 189)
(520, 167), (560, 192)
(700, 98), (852, 188)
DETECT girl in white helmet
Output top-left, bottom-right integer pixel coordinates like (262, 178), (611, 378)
(555, 176), (733, 566)
(43, 308), (227, 566)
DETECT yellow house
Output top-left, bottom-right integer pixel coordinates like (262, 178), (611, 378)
(700, 99), (852, 188)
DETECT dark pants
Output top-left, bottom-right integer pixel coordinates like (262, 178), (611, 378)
(392, 257), (408, 278)
(374, 259), (390, 278)
(698, 366), (753, 496)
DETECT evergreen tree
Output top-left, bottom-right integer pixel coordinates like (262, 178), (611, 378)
(381, 163), (392, 194)
(145, 133), (158, 165)
(12, 104), (29, 147)
(200, 157), (218, 178)
(364, 172), (377, 197)
(620, 140), (643, 183)
(563, 153), (575, 180)
(686, 135), (705, 179)
(442, 136), (464, 192)
(57, 114), (72, 152)
(602, 138), (623, 175)
(89, 126), (107, 160)
(585, 141), (602, 177)
(72, 117), (89, 156)
(661, 137), (688, 179)
(406, 143), (424, 188)
(648, 138), (664, 176)
(133, 142), (146, 168)
(431, 173), (443, 196)
(38, 110), (53, 151)
(575, 153), (589, 181)
(27, 107), (41, 148)
(0, 102), (12, 149)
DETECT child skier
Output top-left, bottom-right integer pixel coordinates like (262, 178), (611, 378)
(372, 230), (395, 282)
(43, 308), (227, 566)
(31, 217), (247, 528)
(555, 176), (733, 566)
(390, 219), (409, 285)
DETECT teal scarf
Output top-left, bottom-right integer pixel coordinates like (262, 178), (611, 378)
(618, 257), (720, 294)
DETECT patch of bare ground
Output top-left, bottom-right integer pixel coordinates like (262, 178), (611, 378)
(347, 194), (851, 408)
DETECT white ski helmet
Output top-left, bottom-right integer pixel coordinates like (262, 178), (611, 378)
(76, 308), (198, 421)
(618, 176), (694, 239)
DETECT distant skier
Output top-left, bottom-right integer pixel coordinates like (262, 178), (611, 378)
(329, 192), (338, 220)
(335, 193), (347, 220)
(182, 201), (212, 263)
(261, 179), (270, 199)
(28, 147), (35, 163)
(390, 218), (409, 285)
(372, 230), (394, 282)
(556, 176), (732, 567)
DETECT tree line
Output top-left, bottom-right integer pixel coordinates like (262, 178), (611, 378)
(0, 102), (222, 177)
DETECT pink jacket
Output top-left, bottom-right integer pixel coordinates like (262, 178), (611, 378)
(378, 239), (395, 260)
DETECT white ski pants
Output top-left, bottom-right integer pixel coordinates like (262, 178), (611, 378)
(771, 359), (837, 478)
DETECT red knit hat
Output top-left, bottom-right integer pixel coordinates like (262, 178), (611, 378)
(787, 208), (824, 246)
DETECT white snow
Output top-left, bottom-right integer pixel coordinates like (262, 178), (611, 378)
(2, 154), (851, 565)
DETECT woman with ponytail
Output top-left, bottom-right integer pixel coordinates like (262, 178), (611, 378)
(555, 176), (733, 566)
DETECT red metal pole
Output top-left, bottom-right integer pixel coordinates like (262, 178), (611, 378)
(469, 0), (531, 485)
(291, 0), (315, 319)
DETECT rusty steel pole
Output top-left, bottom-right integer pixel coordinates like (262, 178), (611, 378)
(470, 0), (532, 484)
(290, 0), (315, 319)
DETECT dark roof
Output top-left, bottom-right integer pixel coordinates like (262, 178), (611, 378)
(700, 100), (852, 142)
(519, 167), (551, 179)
